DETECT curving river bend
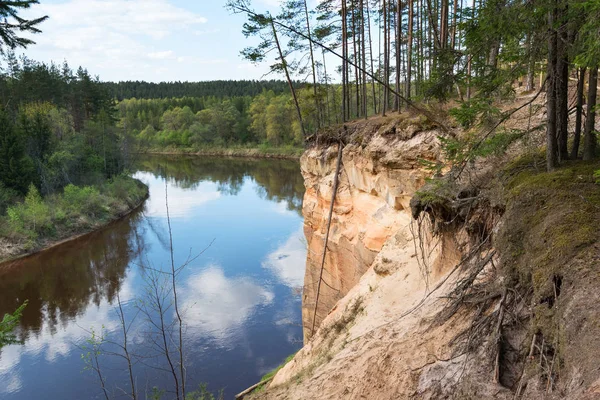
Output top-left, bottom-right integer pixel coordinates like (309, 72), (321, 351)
(0, 155), (306, 399)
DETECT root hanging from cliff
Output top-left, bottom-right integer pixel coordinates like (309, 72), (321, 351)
(310, 142), (344, 339)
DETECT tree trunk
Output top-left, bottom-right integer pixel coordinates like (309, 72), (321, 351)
(303, 0), (320, 130)
(526, 32), (535, 91)
(466, 0), (475, 100)
(352, 2), (360, 118)
(361, 0), (368, 119)
(556, 6), (569, 161)
(546, 5), (559, 170)
(451, 0), (458, 50)
(583, 66), (598, 161)
(395, 0), (402, 111)
(271, 21), (306, 138)
(342, 0), (348, 122)
(570, 67), (586, 159)
(367, 0), (377, 114)
(406, 0), (413, 105)
(382, 0), (388, 116)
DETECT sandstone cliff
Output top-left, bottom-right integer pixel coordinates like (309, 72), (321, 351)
(300, 120), (441, 341)
(250, 114), (600, 400)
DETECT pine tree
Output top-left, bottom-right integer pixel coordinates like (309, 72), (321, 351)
(0, 108), (34, 194)
(0, 0), (48, 54)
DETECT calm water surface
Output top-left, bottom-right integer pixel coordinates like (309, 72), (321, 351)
(0, 155), (306, 399)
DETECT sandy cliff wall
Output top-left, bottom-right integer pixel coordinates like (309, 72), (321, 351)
(300, 126), (440, 341)
(250, 115), (600, 400)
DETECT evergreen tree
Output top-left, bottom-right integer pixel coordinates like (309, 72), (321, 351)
(0, 108), (34, 194)
(0, 0), (47, 55)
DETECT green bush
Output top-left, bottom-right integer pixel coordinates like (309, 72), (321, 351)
(62, 184), (103, 217)
(7, 184), (52, 239)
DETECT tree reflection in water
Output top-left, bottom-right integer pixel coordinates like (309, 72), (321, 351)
(136, 155), (304, 215)
(0, 154), (306, 400)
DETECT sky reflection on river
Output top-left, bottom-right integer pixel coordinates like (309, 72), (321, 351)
(0, 156), (306, 400)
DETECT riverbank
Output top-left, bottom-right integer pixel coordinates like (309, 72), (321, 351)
(0, 176), (149, 265)
(141, 145), (304, 160)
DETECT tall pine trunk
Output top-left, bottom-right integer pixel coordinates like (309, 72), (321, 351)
(556, 5), (569, 161)
(302, 0), (320, 130)
(583, 66), (598, 161)
(546, 4), (559, 170)
(342, 0), (348, 122)
(366, 0), (377, 114)
(570, 67), (586, 159)
(271, 21), (306, 139)
(395, 0), (402, 111)
(361, 0), (368, 118)
(406, 0), (413, 105)
(382, 0), (389, 116)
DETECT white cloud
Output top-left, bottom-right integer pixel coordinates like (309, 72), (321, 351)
(21, 0), (208, 81)
(148, 50), (175, 60)
(262, 227), (307, 288)
(180, 266), (274, 346)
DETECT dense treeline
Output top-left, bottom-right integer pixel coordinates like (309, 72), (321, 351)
(0, 53), (144, 246)
(225, 0), (599, 170)
(116, 88), (321, 149)
(0, 54), (127, 199)
(103, 80), (292, 101)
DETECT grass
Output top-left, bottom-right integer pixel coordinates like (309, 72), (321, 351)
(253, 352), (298, 394)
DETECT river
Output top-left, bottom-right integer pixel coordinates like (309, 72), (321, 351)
(0, 155), (306, 399)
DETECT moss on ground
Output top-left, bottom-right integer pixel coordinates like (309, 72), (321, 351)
(498, 160), (600, 344)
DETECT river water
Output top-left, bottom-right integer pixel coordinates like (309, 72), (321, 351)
(0, 155), (306, 399)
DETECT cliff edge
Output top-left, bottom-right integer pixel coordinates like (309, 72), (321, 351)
(250, 113), (600, 400)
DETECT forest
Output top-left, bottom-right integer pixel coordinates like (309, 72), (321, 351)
(103, 79), (291, 100)
(115, 90), (309, 150)
(0, 52), (146, 248)
(111, 0), (600, 166)
(222, 0), (599, 169)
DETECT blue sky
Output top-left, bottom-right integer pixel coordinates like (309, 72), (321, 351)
(18, 0), (292, 82)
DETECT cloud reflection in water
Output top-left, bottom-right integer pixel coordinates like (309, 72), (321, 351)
(262, 227), (306, 289)
(181, 266), (274, 347)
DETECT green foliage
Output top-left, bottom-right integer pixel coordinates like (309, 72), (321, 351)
(62, 184), (103, 217)
(104, 80), (291, 101)
(254, 352), (298, 393)
(2, 176), (147, 247)
(594, 170), (600, 185)
(80, 327), (106, 372)
(0, 0), (47, 54)
(0, 108), (36, 194)
(449, 99), (501, 129)
(185, 384), (224, 400)
(7, 184), (52, 239)
(0, 182), (20, 214)
(0, 301), (28, 349)
(116, 89), (306, 150)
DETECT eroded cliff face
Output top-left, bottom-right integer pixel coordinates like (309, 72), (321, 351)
(300, 126), (441, 341)
(256, 119), (488, 399)
(250, 111), (600, 400)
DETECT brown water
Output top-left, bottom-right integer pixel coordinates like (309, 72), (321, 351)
(0, 155), (306, 399)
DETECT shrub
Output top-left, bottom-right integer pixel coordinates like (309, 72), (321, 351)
(7, 184), (52, 238)
(62, 184), (103, 217)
